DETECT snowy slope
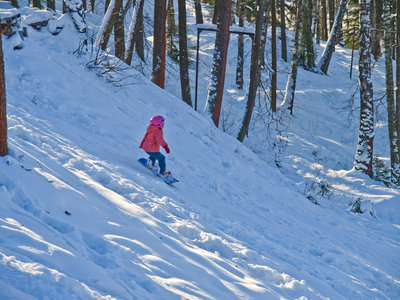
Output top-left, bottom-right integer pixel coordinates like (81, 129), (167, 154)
(0, 4), (399, 300)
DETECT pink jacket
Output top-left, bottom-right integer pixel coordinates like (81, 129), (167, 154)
(139, 124), (168, 152)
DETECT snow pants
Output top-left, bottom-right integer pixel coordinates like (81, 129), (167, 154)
(146, 151), (166, 173)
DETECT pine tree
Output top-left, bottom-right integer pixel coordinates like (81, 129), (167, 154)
(355, 0), (374, 177)
(0, 34), (7, 156)
(205, 0), (232, 127)
(298, 0), (315, 70)
(271, 0), (277, 112)
(194, 0), (204, 24)
(321, 0), (328, 41)
(178, 0), (192, 106)
(151, 0), (167, 88)
(396, 0), (400, 155)
(280, 0), (287, 61)
(371, 0), (383, 60)
(383, 0), (400, 185)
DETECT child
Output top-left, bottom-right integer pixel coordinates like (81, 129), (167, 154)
(139, 115), (172, 179)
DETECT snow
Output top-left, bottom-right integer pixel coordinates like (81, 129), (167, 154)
(0, 2), (399, 300)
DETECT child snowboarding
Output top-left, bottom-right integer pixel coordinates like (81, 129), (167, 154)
(139, 115), (172, 180)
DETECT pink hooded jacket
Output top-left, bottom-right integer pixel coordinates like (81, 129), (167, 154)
(139, 124), (168, 152)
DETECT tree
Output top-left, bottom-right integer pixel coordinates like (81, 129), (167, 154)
(47, 0), (56, 10)
(396, 0), (400, 154)
(151, 0), (167, 88)
(236, 0), (245, 89)
(94, 0), (122, 50)
(167, 0), (179, 61)
(10, 0), (18, 8)
(194, 0), (204, 24)
(280, 0), (287, 61)
(125, 0), (145, 64)
(383, 0), (400, 184)
(178, 0), (192, 106)
(237, 0), (269, 142)
(315, 0), (321, 44)
(271, 0), (277, 112)
(355, 0), (374, 177)
(298, 0), (315, 70)
(320, 0), (328, 41)
(205, 0), (232, 127)
(114, 4), (125, 60)
(0, 33), (7, 156)
(371, 0), (383, 60)
(317, 0), (349, 74)
(281, 0), (304, 114)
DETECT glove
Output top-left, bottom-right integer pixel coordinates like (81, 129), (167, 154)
(164, 145), (170, 154)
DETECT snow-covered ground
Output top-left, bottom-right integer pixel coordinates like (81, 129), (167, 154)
(0, 2), (399, 299)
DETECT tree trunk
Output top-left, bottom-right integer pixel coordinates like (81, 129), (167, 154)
(178, 0), (192, 106)
(321, 0), (328, 41)
(298, 0), (315, 70)
(212, 0), (221, 24)
(280, 0), (287, 61)
(33, 0), (42, 9)
(317, 0), (349, 74)
(47, 0), (55, 10)
(327, 0), (335, 32)
(125, 0), (145, 64)
(371, 0), (383, 60)
(355, 0), (374, 177)
(315, 0), (321, 44)
(396, 0), (400, 154)
(259, 2), (270, 68)
(383, 0), (400, 185)
(94, 0), (122, 50)
(237, 0), (269, 142)
(10, 0), (18, 7)
(281, 0), (303, 114)
(271, 0), (277, 112)
(167, 0), (178, 60)
(205, 0), (232, 127)
(236, 0), (245, 89)
(151, 0), (167, 88)
(194, 0), (204, 24)
(114, 5), (125, 60)
(0, 35), (8, 157)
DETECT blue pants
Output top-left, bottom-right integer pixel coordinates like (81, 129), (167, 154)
(146, 151), (166, 173)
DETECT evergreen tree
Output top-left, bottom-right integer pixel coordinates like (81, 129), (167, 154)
(151, 0), (167, 88)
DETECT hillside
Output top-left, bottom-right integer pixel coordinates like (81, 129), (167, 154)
(0, 2), (399, 299)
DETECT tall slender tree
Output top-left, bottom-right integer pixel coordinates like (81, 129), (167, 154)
(281, 0), (304, 114)
(237, 0), (269, 142)
(321, 0), (328, 41)
(178, 0), (192, 106)
(355, 0), (374, 177)
(298, 0), (315, 70)
(396, 0), (400, 153)
(371, 0), (383, 60)
(383, 0), (400, 184)
(271, 0), (277, 112)
(317, 0), (349, 74)
(205, 0), (232, 127)
(194, 0), (204, 24)
(280, 0), (287, 61)
(0, 33), (7, 156)
(151, 0), (167, 88)
(94, 0), (122, 50)
(236, 0), (245, 89)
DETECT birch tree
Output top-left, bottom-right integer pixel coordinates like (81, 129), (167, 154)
(0, 33), (7, 156)
(383, 0), (400, 184)
(205, 0), (232, 127)
(317, 0), (349, 74)
(355, 0), (374, 177)
(281, 0), (303, 114)
(178, 0), (192, 106)
(237, 0), (269, 142)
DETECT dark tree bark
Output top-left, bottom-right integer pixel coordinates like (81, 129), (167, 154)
(167, 0), (178, 60)
(299, 0), (315, 70)
(212, 0), (221, 24)
(321, 0), (328, 41)
(396, 0), (400, 154)
(114, 5), (125, 60)
(33, 0), (42, 9)
(47, 0), (55, 10)
(280, 0), (287, 61)
(178, 0), (192, 106)
(194, 0), (204, 24)
(151, 0), (167, 88)
(125, 0), (145, 64)
(237, 0), (269, 142)
(205, 0), (232, 127)
(95, 0), (122, 50)
(315, 0), (321, 44)
(10, 0), (18, 7)
(371, 0), (383, 60)
(271, 0), (277, 112)
(0, 35), (7, 156)
(327, 0), (335, 32)
(355, 0), (374, 177)
(236, 0), (245, 89)
(383, 0), (400, 185)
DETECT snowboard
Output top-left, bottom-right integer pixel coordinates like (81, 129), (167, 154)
(138, 158), (179, 185)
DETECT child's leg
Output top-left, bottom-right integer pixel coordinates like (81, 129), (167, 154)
(146, 152), (166, 173)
